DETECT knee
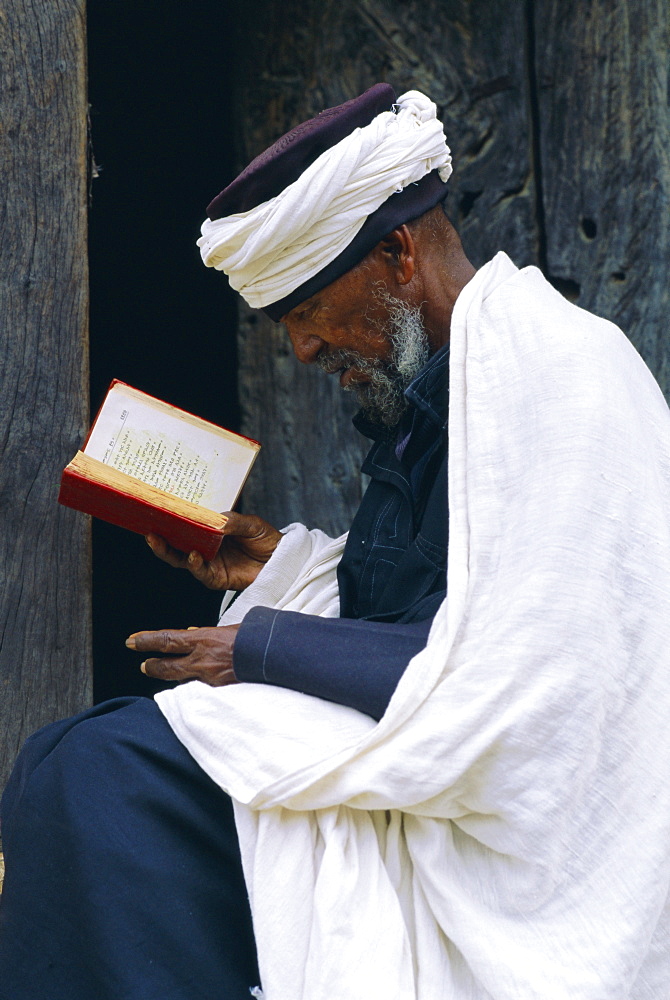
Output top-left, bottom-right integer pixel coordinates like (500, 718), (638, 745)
(3, 700), (151, 826)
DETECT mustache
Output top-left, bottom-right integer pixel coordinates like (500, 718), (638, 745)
(316, 347), (384, 377)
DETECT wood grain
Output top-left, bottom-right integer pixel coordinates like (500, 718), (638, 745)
(534, 0), (670, 393)
(0, 0), (91, 789)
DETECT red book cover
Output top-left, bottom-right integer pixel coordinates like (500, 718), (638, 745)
(58, 467), (226, 560)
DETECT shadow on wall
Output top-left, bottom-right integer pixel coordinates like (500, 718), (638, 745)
(88, 2), (239, 701)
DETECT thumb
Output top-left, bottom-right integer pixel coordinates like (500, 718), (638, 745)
(186, 549), (224, 587)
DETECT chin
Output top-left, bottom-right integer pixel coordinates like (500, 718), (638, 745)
(357, 391), (409, 428)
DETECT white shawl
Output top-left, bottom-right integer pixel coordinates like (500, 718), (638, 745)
(157, 253), (670, 999)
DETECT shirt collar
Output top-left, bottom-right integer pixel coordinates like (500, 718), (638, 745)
(404, 342), (449, 427)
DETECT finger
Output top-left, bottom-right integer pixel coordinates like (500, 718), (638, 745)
(219, 512), (271, 540)
(185, 550), (222, 586)
(126, 629), (196, 654)
(140, 656), (196, 681)
(140, 657), (237, 687)
(187, 549), (207, 575)
(146, 534), (190, 569)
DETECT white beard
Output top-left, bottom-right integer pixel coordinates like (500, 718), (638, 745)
(317, 291), (431, 427)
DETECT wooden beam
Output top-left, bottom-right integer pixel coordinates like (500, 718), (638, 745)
(0, 0), (91, 790)
(534, 0), (670, 395)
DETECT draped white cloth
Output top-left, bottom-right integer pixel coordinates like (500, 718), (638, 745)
(157, 253), (670, 999)
(197, 90), (452, 308)
(214, 522), (345, 627)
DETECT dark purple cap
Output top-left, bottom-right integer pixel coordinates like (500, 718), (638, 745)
(207, 84), (396, 219)
(205, 83), (450, 320)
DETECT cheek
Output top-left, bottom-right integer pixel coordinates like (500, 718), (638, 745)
(321, 315), (392, 358)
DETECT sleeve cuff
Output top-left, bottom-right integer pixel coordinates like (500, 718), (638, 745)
(233, 605), (281, 682)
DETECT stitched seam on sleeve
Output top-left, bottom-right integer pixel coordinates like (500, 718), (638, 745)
(260, 610), (282, 682)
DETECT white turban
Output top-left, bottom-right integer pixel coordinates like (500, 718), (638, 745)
(197, 90), (452, 309)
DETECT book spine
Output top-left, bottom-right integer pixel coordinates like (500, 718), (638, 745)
(58, 468), (224, 561)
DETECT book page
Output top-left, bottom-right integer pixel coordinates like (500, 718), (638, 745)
(85, 384), (257, 511)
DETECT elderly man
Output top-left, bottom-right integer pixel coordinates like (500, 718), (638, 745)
(1, 84), (669, 1000)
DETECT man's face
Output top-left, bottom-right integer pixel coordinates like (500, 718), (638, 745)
(282, 263), (430, 426)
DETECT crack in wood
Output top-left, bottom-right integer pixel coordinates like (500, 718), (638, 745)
(354, 0), (422, 69)
(469, 74), (514, 103)
(525, 0), (550, 282)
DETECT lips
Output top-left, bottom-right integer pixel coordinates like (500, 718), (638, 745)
(339, 367), (370, 388)
(317, 352), (372, 387)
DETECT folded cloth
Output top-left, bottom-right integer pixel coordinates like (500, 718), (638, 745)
(197, 89), (452, 309)
(215, 521), (345, 625)
(157, 253), (670, 999)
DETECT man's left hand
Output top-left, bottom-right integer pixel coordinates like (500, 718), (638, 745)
(125, 626), (240, 685)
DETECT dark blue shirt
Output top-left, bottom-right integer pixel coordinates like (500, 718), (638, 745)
(234, 345), (449, 719)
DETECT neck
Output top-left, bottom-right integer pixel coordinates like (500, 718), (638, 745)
(407, 209), (476, 352)
(422, 249), (476, 352)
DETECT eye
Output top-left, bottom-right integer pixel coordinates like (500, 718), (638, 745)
(296, 304), (324, 324)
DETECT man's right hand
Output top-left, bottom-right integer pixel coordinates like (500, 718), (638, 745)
(146, 512), (283, 591)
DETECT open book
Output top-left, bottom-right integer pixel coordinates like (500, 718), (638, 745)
(59, 380), (260, 559)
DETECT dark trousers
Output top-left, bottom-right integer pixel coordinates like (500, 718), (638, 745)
(0, 697), (260, 1000)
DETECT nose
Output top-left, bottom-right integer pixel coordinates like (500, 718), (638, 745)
(286, 328), (326, 365)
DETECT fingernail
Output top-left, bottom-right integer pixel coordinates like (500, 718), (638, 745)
(125, 637), (137, 649)
(140, 661), (147, 674)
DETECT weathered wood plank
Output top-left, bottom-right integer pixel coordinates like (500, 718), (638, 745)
(0, 0), (91, 789)
(534, 0), (670, 395)
(233, 0), (538, 533)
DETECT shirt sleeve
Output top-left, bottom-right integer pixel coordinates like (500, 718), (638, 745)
(233, 607), (432, 721)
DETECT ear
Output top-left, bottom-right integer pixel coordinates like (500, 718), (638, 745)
(375, 225), (415, 285)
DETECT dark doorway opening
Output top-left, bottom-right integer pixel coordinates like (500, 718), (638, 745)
(88, 2), (239, 701)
